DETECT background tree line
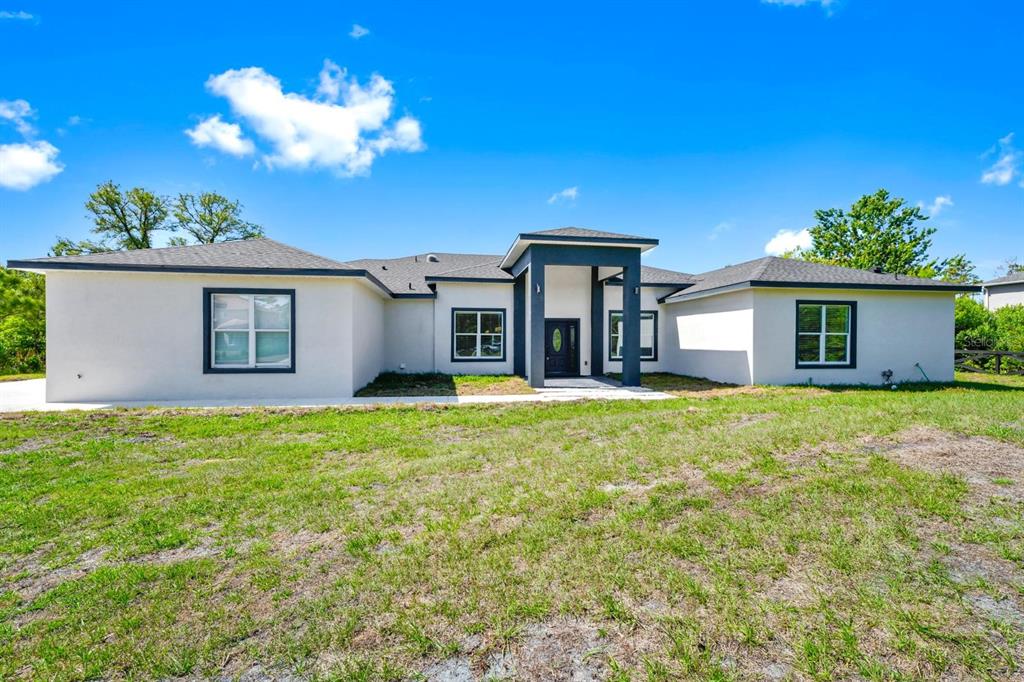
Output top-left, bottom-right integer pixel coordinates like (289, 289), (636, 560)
(1, 185), (1021, 375)
(1, 181), (262, 374)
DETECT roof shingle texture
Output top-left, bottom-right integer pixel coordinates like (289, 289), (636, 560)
(521, 227), (656, 241)
(984, 272), (1024, 287)
(339, 253), (508, 295)
(14, 238), (349, 271)
(665, 256), (973, 300)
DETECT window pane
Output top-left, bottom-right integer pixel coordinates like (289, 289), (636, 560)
(455, 335), (478, 357)
(797, 305), (822, 333)
(551, 327), (562, 352)
(255, 295), (291, 330)
(213, 294), (249, 330)
(797, 334), (820, 363)
(455, 313), (477, 334)
(641, 314), (655, 358)
(825, 334), (848, 362)
(214, 331), (249, 365)
(480, 312), (503, 334)
(825, 305), (849, 333)
(255, 331), (290, 365)
(481, 335), (502, 357)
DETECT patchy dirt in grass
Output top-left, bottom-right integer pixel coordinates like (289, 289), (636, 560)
(420, 618), (657, 681)
(0, 436), (57, 455)
(863, 426), (1024, 502)
(728, 413), (778, 429)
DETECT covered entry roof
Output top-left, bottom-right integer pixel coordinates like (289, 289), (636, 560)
(499, 227), (660, 269)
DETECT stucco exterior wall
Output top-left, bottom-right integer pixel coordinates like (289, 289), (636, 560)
(604, 285), (680, 375)
(751, 288), (955, 385)
(543, 266), (593, 375)
(45, 270), (379, 402)
(660, 289), (755, 384)
(381, 299), (435, 373)
(350, 281), (385, 393)
(432, 281), (515, 374)
(986, 283), (1024, 310)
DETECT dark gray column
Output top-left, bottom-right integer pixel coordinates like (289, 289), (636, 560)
(590, 267), (603, 378)
(620, 254), (642, 386)
(528, 257), (546, 388)
(513, 274), (526, 377)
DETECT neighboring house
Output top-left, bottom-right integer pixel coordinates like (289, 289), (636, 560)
(8, 227), (979, 402)
(982, 272), (1024, 311)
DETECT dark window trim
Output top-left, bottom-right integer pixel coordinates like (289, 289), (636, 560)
(608, 309), (659, 362)
(203, 288), (296, 374)
(450, 307), (507, 363)
(544, 317), (581, 378)
(794, 300), (857, 370)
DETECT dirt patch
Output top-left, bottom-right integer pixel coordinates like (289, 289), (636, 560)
(728, 413), (778, 429)
(863, 427), (1024, 502)
(424, 618), (656, 681)
(0, 436), (57, 455)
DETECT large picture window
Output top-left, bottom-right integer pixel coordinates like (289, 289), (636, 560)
(204, 289), (295, 373)
(609, 310), (657, 361)
(452, 308), (505, 362)
(795, 301), (856, 368)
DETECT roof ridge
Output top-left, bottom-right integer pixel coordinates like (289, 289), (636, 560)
(432, 259), (504, 277)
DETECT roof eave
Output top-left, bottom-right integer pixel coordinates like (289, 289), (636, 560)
(662, 279), (980, 303)
(498, 234), (660, 270)
(5, 260), (395, 297)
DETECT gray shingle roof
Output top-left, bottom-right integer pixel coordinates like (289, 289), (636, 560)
(663, 256), (979, 302)
(522, 227), (656, 242)
(984, 272), (1024, 287)
(605, 265), (695, 287)
(340, 253), (507, 295)
(9, 238), (350, 271)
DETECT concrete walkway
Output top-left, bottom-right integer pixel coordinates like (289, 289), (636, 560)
(0, 378), (673, 413)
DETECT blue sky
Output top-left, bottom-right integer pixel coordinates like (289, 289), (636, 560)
(1, 1), (1021, 278)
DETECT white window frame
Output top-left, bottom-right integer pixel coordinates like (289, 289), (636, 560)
(451, 308), (505, 362)
(609, 310), (657, 361)
(207, 290), (294, 372)
(796, 302), (854, 367)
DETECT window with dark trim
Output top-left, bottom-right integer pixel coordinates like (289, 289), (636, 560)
(203, 288), (296, 374)
(795, 300), (856, 369)
(609, 310), (658, 361)
(451, 308), (506, 362)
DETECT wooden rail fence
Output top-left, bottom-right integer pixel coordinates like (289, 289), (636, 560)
(955, 349), (1024, 375)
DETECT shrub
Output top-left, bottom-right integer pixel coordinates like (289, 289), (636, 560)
(954, 296), (996, 349)
(0, 315), (45, 374)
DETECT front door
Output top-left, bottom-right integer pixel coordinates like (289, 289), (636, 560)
(544, 319), (579, 377)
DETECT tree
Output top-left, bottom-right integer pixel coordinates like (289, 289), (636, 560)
(1000, 258), (1022, 277)
(49, 236), (111, 257)
(938, 253), (980, 285)
(173, 192), (264, 244)
(83, 180), (174, 250)
(954, 296), (996, 350)
(800, 189), (940, 277)
(0, 267), (45, 373)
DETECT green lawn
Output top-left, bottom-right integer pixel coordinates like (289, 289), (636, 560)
(0, 373), (44, 383)
(1, 375), (1023, 680)
(356, 372), (534, 397)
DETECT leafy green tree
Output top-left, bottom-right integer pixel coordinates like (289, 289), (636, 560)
(801, 189), (940, 277)
(994, 305), (1024, 353)
(938, 253), (980, 286)
(173, 192), (264, 244)
(0, 267), (45, 373)
(49, 236), (111, 257)
(954, 296), (996, 350)
(83, 180), (174, 250)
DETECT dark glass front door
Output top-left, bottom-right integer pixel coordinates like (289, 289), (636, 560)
(544, 319), (579, 377)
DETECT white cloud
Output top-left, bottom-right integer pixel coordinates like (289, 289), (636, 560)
(0, 10), (34, 20)
(0, 99), (36, 136)
(981, 133), (1020, 186)
(349, 24), (369, 39)
(764, 228), (812, 256)
(708, 221), (733, 241)
(919, 194), (953, 217)
(0, 141), (63, 190)
(67, 115), (81, 126)
(547, 186), (579, 205)
(185, 114), (255, 157)
(194, 63), (424, 176)
(0, 98), (63, 189)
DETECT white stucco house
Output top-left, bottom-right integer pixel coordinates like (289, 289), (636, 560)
(983, 272), (1024, 311)
(8, 227), (979, 403)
